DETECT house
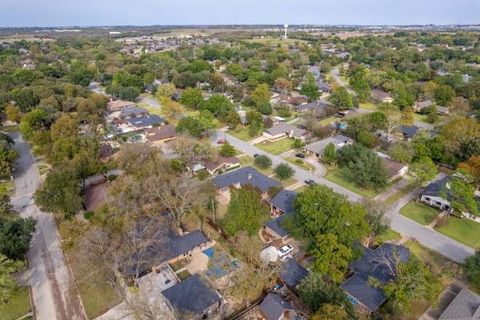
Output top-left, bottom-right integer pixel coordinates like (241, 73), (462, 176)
(398, 125), (419, 140)
(259, 293), (302, 320)
(317, 78), (331, 93)
(371, 89), (394, 104)
(119, 106), (148, 119)
(295, 99), (332, 113)
(270, 190), (296, 217)
(127, 115), (165, 131)
(162, 274), (222, 320)
(279, 259), (309, 289)
(213, 167), (282, 200)
(438, 287), (480, 320)
(341, 244), (410, 314)
(375, 130), (396, 143)
(107, 99), (135, 112)
(419, 178), (451, 211)
(203, 156), (240, 175)
(382, 158), (408, 181)
(437, 106), (450, 115)
(123, 229), (214, 279)
(304, 135), (353, 158)
(413, 99), (434, 113)
(263, 123), (309, 141)
(145, 124), (177, 145)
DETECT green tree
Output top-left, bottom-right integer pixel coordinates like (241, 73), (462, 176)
(301, 72), (320, 102)
(382, 256), (441, 313)
(180, 88), (203, 109)
(254, 155), (272, 169)
(251, 83), (271, 107)
(310, 234), (352, 283)
(463, 251), (480, 289)
(401, 106), (414, 126)
(0, 254), (24, 304)
(0, 217), (36, 260)
(312, 304), (349, 320)
(258, 102), (273, 115)
(34, 166), (83, 219)
(201, 95), (234, 119)
(410, 157), (438, 186)
(155, 83), (176, 99)
(322, 142), (337, 164)
(434, 85), (456, 106)
(394, 84), (415, 109)
(288, 184), (371, 247)
(274, 163), (295, 180)
(219, 142), (236, 157)
(298, 272), (355, 316)
(176, 116), (207, 138)
(329, 87), (353, 109)
(447, 178), (478, 216)
(223, 185), (269, 236)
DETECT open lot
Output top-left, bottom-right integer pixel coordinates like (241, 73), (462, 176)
(400, 201), (439, 225)
(255, 138), (295, 155)
(0, 287), (31, 320)
(436, 217), (480, 249)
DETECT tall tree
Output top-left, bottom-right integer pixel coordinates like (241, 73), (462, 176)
(301, 72), (320, 102)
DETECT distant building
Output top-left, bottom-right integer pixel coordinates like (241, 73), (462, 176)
(371, 89), (394, 104)
(145, 125), (177, 145)
(107, 99), (136, 112)
(263, 123), (309, 141)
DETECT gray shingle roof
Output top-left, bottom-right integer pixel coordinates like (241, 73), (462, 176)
(296, 99), (332, 112)
(341, 244), (410, 311)
(127, 115), (165, 128)
(399, 125), (419, 139)
(304, 135), (352, 155)
(422, 177), (450, 198)
(213, 166), (281, 193)
(280, 259), (309, 288)
(439, 287), (480, 319)
(259, 293), (294, 320)
(270, 190), (297, 215)
(264, 123), (307, 138)
(120, 106), (148, 118)
(264, 215), (290, 238)
(162, 274), (221, 318)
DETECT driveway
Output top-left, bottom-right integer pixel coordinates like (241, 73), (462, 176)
(10, 132), (86, 320)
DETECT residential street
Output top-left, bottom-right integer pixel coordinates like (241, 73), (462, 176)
(10, 132), (86, 320)
(215, 130), (475, 263)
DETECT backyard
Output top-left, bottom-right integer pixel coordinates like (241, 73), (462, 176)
(436, 217), (480, 249)
(255, 138), (295, 155)
(0, 287), (31, 320)
(400, 201), (439, 225)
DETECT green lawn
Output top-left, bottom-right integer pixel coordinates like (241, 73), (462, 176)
(0, 287), (31, 320)
(293, 185), (308, 193)
(376, 228), (402, 244)
(318, 116), (339, 126)
(255, 138), (294, 155)
(0, 180), (15, 195)
(229, 127), (256, 141)
(137, 102), (164, 116)
(437, 217), (480, 249)
(384, 182), (417, 206)
(274, 176), (297, 188)
(324, 167), (377, 198)
(400, 201), (439, 225)
(359, 102), (378, 111)
(238, 155), (274, 176)
(284, 157), (315, 172)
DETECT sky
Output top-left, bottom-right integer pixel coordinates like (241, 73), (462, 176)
(0, 0), (478, 27)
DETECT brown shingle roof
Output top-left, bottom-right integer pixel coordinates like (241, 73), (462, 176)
(145, 125), (176, 142)
(382, 158), (406, 178)
(107, 100), (135, 111)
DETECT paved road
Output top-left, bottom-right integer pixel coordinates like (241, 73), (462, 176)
(10, 132), (86, 320)
(139, 94), (161, 108)
(330, 67), (356, 96)
(215, 131), (475, 263)
(213, 130), (363, 202)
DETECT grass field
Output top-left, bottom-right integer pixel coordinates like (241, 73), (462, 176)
(324, 167), (378, 198)
(0, 287), (31, 320)
(359, 102), (378, 111)
(437, 217), (480, 249)
(284, 157), (315, 172)
(274, 176), (297, 188)
(255, 138), (294, 155)
(399, 201), (439, 225)
(229, 127), (256, 141)
(376, 228), (402, 244)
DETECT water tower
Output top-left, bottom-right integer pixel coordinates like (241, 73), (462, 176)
(284, 24), (288, 40)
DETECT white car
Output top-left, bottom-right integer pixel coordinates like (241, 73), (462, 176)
(277, 244), (293, 257)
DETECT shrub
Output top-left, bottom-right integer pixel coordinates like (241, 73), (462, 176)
(84, 211), (95, 220)
(254, 155), (272, 169)
(274, 163), (295, 180)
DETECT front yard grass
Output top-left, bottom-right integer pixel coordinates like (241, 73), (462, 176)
(229, 127), (256, 141)
(359, 102), (378, 111)
(255, 138), (294, 155)
(238, 155), (274, 176)
(275, 176), (297, 188)
(384, 182), (417, 206)
(324, 167), (377, 198)
(0, 287), (31, 320)
(284, 157), (315, 172)
(436, 217), (480, 249)
(399, 201), (439, 225)
(376, 228), (402, 244)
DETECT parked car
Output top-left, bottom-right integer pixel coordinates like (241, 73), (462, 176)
(277, 244), (293, 257)
(295, 153), (305, 158)
(281, 254), (293, 262)
(217, 139), (225, 144)
(305, 179), (316, 185)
